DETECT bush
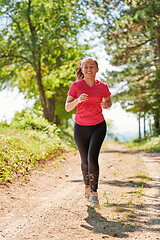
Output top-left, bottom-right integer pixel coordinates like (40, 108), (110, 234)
(10, 109), (61, 137)
(0, 110), (74, 182)
(0, 127), (64, 182)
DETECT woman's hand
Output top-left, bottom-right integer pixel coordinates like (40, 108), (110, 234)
(65, 93), (88, 112)
(100, 97), (112, 109)
(78, 93), (88, 103)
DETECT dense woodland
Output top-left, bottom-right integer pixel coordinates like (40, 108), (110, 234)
(0, 0), (160, 136)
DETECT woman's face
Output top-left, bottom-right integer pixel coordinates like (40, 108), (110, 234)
(81, 60), (99, 79)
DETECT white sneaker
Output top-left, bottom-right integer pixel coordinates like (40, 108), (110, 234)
(89, 192), (100, 208)
(85, 186), (91, 199)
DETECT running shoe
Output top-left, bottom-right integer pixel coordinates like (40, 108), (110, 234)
(89, 191), (100, 208)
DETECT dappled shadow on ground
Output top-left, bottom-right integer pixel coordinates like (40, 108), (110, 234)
(81, 202), (160, 238)
(81, 206), (136, 238)
(71, 144), (160, 237)
(141, 152), (160, 164)
(100, 179), (155, 188)
(100, 150), (139, 154)
(69, 179), (83, 183)
(101, 144), (141, 155)
(99, 178), (160, 234)
(104, 201), (160, 233)
(101, 149), (160, 164)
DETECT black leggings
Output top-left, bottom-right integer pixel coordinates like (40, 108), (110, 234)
(74, 121), (106, 192)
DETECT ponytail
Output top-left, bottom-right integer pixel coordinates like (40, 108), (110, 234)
(76, 60), (84, 80)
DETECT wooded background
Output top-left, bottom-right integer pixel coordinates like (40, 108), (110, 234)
(0, 0), (160, 136)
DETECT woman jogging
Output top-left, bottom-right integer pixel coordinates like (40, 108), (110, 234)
(65, 57), (112, 207)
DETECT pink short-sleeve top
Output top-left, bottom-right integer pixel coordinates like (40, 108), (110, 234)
(68, 79), (111, 126)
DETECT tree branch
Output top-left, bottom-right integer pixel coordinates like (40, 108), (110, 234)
(0, 54), (32, 64)
(128, 38), (153, 50)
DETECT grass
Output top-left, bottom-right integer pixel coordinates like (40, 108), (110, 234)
(0, 126), (74, 182)
(102, 168), (150, 222)
(101, 139), (154, 223)
(126, 136), (160, 152)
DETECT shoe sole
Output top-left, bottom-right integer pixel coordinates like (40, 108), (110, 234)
(90, 203), (100, 208)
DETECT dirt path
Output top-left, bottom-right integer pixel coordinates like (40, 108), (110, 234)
(0, 142), (160, 240)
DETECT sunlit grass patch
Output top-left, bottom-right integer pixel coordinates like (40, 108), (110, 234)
(0, 127), (70, 182)
(102, 169), (150, 221)
(126, 136), (160, 152)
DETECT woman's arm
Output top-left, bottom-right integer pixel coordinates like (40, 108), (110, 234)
(65, 94), (88, 112)
(100, 96), (112, 109)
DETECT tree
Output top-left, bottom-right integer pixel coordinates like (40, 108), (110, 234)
(86, 0), (160, 135)
(0, 0), (88, 123)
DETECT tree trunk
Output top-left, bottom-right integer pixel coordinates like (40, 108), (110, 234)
(35, 60), (55, 122)
(143, 114), (146, 138)
(152, 34), (160, 134)
(46, 95), (55, 122)
(154, 110), (160, 135)
(149, 118), (152, 136)
(157, 33), (160, 72)
(138, 113), (141, 140)
(27, 0), (55, 123)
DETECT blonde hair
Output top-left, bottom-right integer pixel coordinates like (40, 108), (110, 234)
(76, 57), (98, 80)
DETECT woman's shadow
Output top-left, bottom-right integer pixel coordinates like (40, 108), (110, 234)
(81, 206), (136, 238)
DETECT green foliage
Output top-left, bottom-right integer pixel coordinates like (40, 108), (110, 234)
(59, 126), (76, 148)
(10, 109), (60, 136)
(126, 136), (160, 152)
(88, 0), (160, 133)
(0, 120), (9, 127)
(0, 127), (62, 182)
(0, 0), (89, 123)
(0, 122), (75, 182)
(0, 110), (76, 182)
